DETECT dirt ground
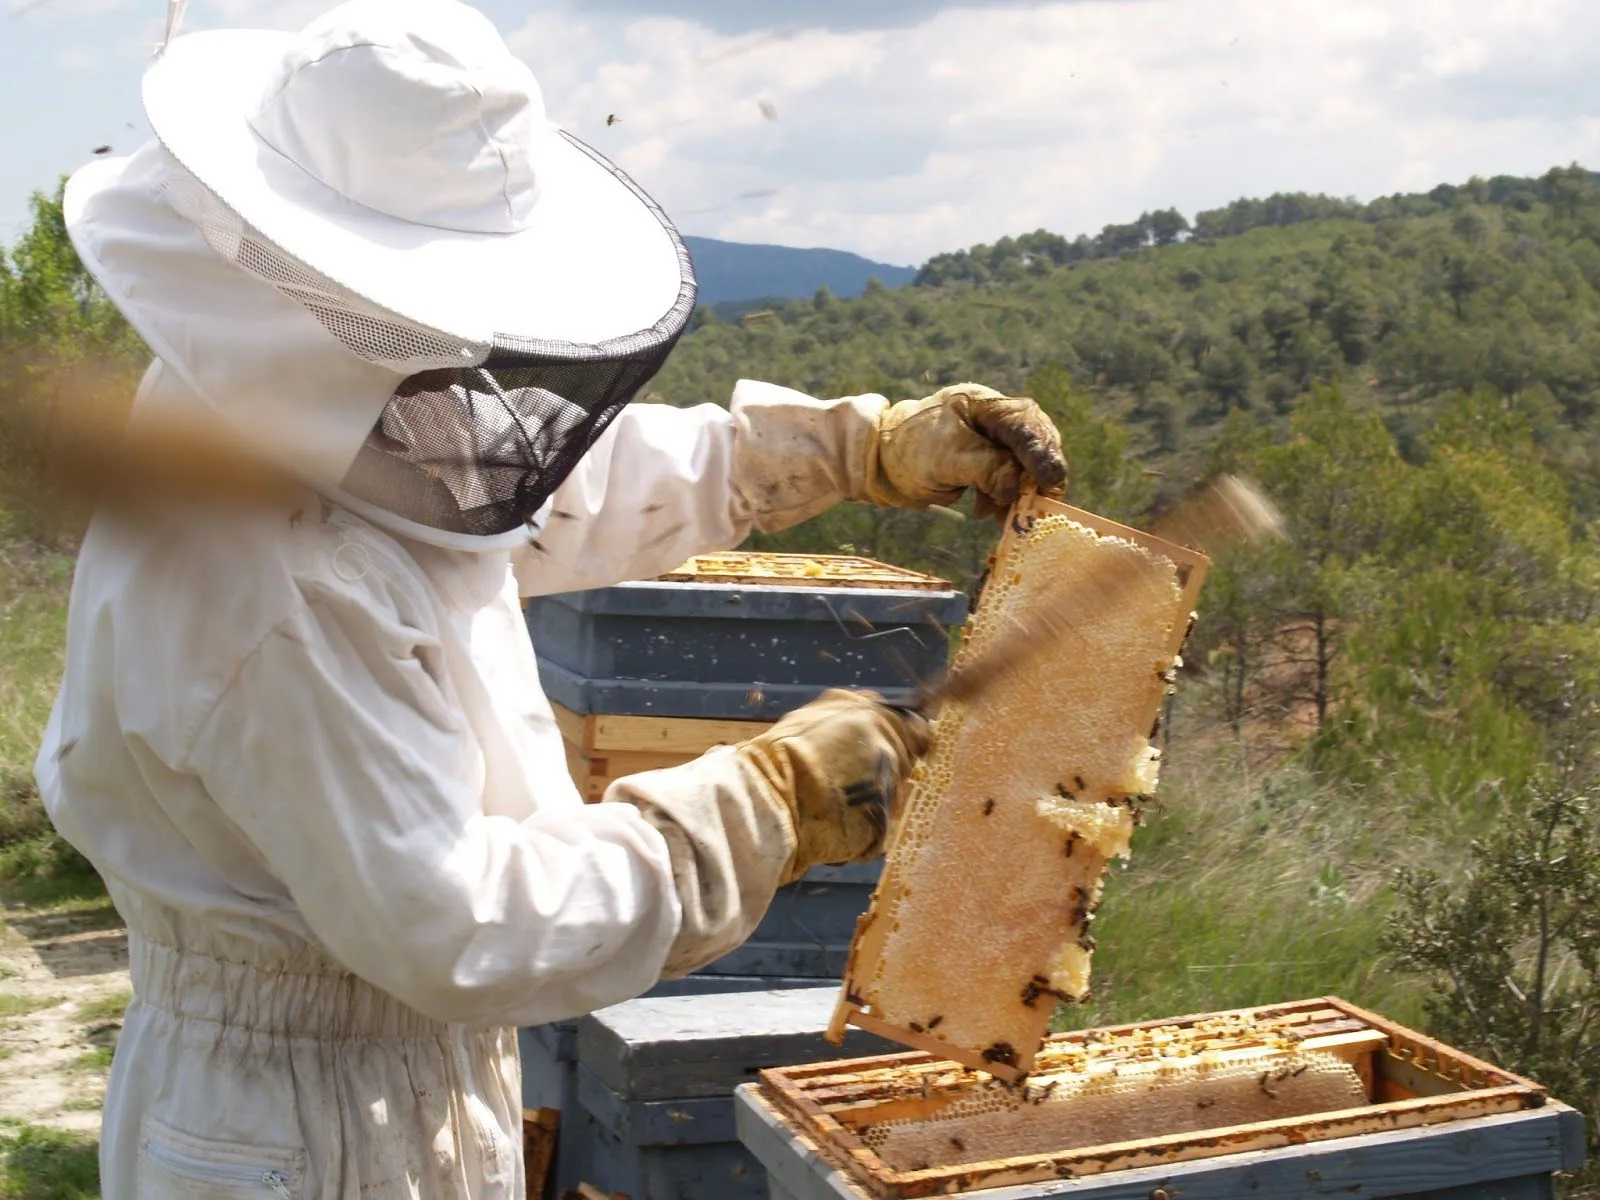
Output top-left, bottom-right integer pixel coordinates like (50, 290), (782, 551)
(0, 899), (129, 1137)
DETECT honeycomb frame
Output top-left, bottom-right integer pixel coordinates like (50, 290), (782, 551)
(827, 492), (1210, 1080)
(756, 997), (1552, 1200)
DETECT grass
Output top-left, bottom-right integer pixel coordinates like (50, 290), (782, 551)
(71, 992), (127, 1028)
(0, 1120), (98, 1200)
(0, 534), (104, 911)
(1055, 712), (1436, 1033)
(68, 1048), (111, 1073)
(0, 995), (62, 1020)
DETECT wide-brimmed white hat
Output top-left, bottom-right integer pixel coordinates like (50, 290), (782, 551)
(62, 0), (697, 550)
(147, 0), (689, 349)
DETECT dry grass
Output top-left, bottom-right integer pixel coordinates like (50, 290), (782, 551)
(1057, 708), (1433, 1032)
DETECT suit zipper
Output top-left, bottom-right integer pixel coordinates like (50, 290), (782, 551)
(142, 1137), (294, 1197)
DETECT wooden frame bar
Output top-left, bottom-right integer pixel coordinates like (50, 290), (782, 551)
(551, 701), (773, 800)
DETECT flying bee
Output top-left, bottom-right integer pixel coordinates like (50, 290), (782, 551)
(982, 798), (996, 816)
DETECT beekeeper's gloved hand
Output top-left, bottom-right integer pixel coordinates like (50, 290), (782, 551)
(864, 383), (1068, 519)
(738, 689), (931, 885)
(605, 688), (931, 979)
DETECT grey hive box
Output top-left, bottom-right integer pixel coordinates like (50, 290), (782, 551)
(524, 557), (969, 721)
(738, 1095), (1586, 1200)
(552, 988), (896, 1200)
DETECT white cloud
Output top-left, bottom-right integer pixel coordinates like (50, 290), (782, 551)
(504, 0), (1600, 264)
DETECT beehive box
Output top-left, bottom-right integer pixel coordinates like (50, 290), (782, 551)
(550, 988), (901, 1200)
(525, 552), (968, 722)
(737, 997), (1587, 1200)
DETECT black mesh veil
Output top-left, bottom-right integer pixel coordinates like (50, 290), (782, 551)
(340, 327), (686, 538)
(341, 136), (698, 538)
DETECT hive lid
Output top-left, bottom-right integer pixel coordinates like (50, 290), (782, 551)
(658, 552), (952, 591)
(578, 988), (897, 1101)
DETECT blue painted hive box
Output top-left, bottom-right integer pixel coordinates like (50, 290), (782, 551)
(549, 987), (897, 1200)
(525, 551), (969, 721)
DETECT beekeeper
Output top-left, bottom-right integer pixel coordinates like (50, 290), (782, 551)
(35, 0), (1067, 1194)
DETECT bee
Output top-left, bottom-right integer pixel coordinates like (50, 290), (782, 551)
(909, 1021), (926, 1034)
(1291, 1064), (1309, 1077)
(606, 113), (621, 126)
(1196, 1097), (1215, 1110)
(529, 539), (548, 555)
(1070, 886), (1092, 927)
(550, 509), (577, 520)
(927, 1015), (944, 1030)
(93, 144), (112, 156)
(1074, 775), (1087, 792)
(982, 1042), (1019, 1068)
(1064, 833), (1081, 858)
(1029, 1079), (1060, 1105)
(819, 649), (839, 662)
(745, 687), (765, 707)
(982, 798), (996, 816)
(1258, 1070), (1278, 1098)
(1010, 512), (1037, 536)
(949, 1136), (966, 1152)
(643, 502), (665, 514)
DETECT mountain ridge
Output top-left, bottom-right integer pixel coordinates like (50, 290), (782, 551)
(682, 234), (916, 307)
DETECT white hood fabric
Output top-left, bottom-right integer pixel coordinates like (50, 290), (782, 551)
(37, 374), (892, 1197)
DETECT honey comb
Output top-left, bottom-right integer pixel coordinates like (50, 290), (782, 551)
(862, 1048), (1365, 1171)
(830, 495), (1208, 1077)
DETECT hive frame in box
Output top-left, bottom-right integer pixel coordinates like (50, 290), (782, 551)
(657, 552), (954, 591)
(756, 997), (1555, 1200)
(828, 493), (1210, 1081)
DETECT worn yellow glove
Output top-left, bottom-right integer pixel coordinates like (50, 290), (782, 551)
(864, 383), (1068, 519)
(737, 689), (931, 886)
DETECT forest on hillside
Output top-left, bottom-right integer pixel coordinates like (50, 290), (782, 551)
(3, 166), (1600, 1190)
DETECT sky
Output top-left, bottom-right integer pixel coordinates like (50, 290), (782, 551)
(4, 0), (1599, 267)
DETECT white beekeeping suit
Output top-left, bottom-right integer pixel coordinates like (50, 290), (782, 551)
(34, 1), (1068, 1196)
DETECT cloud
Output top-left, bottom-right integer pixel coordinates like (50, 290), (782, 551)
(504, 0), (1600, 264)
(544, 0), (1066, 37)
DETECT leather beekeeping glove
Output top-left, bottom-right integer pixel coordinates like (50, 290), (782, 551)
(604, 688), (932, 979)
(864, 383), (1068, 519)
(740, 689), (931, 886)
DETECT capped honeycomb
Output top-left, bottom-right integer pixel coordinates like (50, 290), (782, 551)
(831, 496), (1207, 1077)
(862, 1047), (1365, 1171)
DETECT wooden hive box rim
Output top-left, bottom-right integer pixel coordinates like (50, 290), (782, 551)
(657, 551), (954, 591)
(759, 995), (1553, 1199)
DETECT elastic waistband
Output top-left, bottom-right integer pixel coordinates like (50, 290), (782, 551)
(129, 934), (450, 1041)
